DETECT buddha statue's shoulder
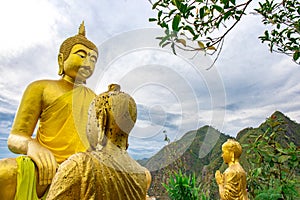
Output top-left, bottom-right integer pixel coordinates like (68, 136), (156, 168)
(20, 80), (57, 100)
(68, 152), (93, 164)
(59, 152), (94, 172)
(25, 79), (62, 93)
(29, 79), (58, 85)
(118, 153), (150, 174)
(231, 163), (246, 173)
(24, 79), (75, 108)
(224, 163), (246, 179)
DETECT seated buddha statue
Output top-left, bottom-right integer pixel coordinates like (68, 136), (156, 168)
(0, 22), (98, 199)
(215, 139), (248, 200)
(46, 84), (151, 200)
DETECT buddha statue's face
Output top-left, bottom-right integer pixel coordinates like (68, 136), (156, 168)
(60, 44), (98, 82)
(221, 146), (232, 164)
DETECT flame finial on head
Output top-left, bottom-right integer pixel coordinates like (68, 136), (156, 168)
(78, 21), (86, 37)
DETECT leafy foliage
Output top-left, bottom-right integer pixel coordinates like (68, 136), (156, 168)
(162, 170), (210, 200)
(254, 187), (282, 200)
(148, 0), (300, 64)
(255, 0), (300, 63)
(244, 114), (300, 199)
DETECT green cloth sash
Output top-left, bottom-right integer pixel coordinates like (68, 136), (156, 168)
(14, 156), (47, 200)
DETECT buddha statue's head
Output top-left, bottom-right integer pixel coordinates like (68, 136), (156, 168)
(58, 22), (98, 77)
(221, 139), (242, 164)
(87, 84), (137, 150)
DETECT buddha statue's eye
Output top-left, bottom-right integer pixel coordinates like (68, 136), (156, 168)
(75, 50), (87, 59)
(87, 52), (98, 63)
(90, 56), (97, 63)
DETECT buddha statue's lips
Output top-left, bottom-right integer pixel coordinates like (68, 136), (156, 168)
(80, 66), (91, 70)
(80, 66), (92, 72)
(78, 67), (92, 77)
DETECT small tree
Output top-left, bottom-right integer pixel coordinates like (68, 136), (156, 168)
(148, 0), (300, 65)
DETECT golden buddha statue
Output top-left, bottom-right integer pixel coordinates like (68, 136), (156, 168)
(215, 139), (248, 200)
(0, 22), (98, 200)
(46, 84), (151, 200)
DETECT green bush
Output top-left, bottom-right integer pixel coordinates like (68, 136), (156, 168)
(162, 170), (200, 200)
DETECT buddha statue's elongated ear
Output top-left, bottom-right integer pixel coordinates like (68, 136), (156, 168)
(58, 53), (64, 76)
(230, 151), (235, 163)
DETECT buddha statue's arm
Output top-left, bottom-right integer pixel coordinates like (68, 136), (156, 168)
(215, 170), (226, 199)
(217, 168), (243, 200)
(8, 81), (57, 185)
(8, 81), (43, 154)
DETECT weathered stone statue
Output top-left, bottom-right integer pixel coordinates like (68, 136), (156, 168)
(215, 139), (248, 200)
(0, 22), (98, 199)
(46, 84), (151, 200)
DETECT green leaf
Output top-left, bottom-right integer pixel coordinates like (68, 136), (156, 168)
(171, 43), (177, 55)
(159, 34), (171, 46)
(185, 5), (196, 14)
(173, 0), (183, 11)
(192, 34), (199, 40)
(183, 25), (196, 36)
(158, 10), (163, 20)
(212, 5), (224, 13)
(152, 1), (160, 9)
(162, 41), (171, 48)
(223, 10), (232, 21)
(168, 9), (177, 17)
(161, 21), (169, 29)
(276, 23), (280, 29)
(293, 51), (300, 61)
(199, 7), (205, 19)
(222, 0), (230, 4)
(230, 0), (236, 5)
(149, 18), (157, 22)
(278, 155), (290, 163)
(172, 14), (181, 31)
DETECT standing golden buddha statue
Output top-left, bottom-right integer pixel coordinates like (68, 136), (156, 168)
(0, 22), (98, 200)
(46, 84), (151, 200)
(215, 139), (249, 200)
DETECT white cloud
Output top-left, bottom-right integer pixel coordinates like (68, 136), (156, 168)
(0, 0), (63, 57)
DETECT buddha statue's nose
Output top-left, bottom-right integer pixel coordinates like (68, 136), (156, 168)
(83, 57), (92, 67)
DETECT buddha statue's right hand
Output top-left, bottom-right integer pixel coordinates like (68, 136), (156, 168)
(27, 140), (58, 185)
(215, 170), (223, 185)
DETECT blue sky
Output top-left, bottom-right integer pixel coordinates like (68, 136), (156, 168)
(0, 0), (299, 160)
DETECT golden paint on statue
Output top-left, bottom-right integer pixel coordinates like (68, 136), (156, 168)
(0, 22), (98, 200)
(215, 139), (248, 200)
(46, 84), (151, 200)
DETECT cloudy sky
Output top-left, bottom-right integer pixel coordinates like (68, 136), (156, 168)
(0, 0), (299, 160)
